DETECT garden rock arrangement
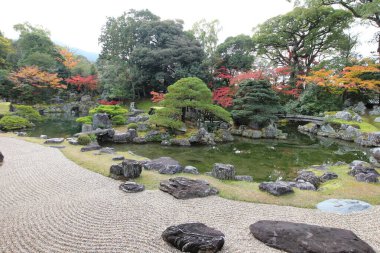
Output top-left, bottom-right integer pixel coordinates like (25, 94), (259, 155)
(183, 166), (200, 174)
(162, 223), (225, 253)
(211, 163), (235, 180)
(110, 159), (144, 180)
(250, 220), (375, 253)
(159, 177), (218, 199)
(299, 122), (380, 147)
(317, 199), (372, 214)
(143, 157), (184, 174)
(80, 142), (102, 152)
(92, 113), (112, 129)
(119, 181), (145, 193)
(259, 181), (294, 196)
(348, 160), (379, 183)
(189, 128), (216, 145)
(44, 138), (64, 144)
(230, 124), (287, 139)
(369, 147), (380, 166)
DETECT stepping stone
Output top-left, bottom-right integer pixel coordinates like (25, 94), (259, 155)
(317, 199), (372, 214)
(80, 142), (102, 152)
(49, 146), (65, 149)
(119, 182), (144, 193)
(250, 220), (375, 253)
(159, 177), (218, 199)
(259, 181), (294, 196)
(162, 223), (224, 253)
(44, 138), (64, 144)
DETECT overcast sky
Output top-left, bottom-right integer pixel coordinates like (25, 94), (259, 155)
(0, 0), (377, 57)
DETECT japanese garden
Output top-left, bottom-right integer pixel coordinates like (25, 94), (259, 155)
(0, 0), (379, 252)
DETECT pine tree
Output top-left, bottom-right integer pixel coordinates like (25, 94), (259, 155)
(231, 79), (283, 128)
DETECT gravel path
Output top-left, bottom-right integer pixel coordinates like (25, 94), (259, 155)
(0, 137), (379, 253)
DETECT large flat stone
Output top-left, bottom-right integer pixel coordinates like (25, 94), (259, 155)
(159, 177), (218, 199)
(317, 199), (372, 214)
(250, 220), (375, 253)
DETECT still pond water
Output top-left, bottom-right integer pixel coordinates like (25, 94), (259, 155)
(27, 114), (368, 181)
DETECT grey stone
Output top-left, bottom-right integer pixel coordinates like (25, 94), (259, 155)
(143, 157), (181, 172)
(40, 135), (48, 139)
(352, 114), (363, 122)
(234, 175), (253, 182)
(119, 181), (144, 193)
(137, 123), (149, 131)
(297, 123), (318, 134)
(214, 129), (234, 142)
(112, 156), (125, 161)
(189, 128), (216, 145)
(317, 124), (336, 137)
(288, 181), (316, 191)
(262, 124), (277, 138)
(229, 128), (243, 136)
(80, 95), (92, 102)
(242, 129), (262, 139)
(183, 166), (200, 175)
(49, 146), (65, 149)
(121, 159), (143, 179)
(320, 172), (338, 182)
(160, 140), (171, 146)
(317, 199), (372, 214)
(0, 151), (3, 162)
(159, 165), (184, 175)
(127, 114), (149, 124)
(80, 142), (101, 152)
(296, 171), (320, 188)
(375, 117), (380, 123)
(211, 163), (236, 180)
(335, 111), (352, 121)
(98, 147), (115, 154)
(355, 173), (379, 183)
(350, 160), (371, 167)
(92, 113), (111, 129)
(169, 139), (191, 146)
(337, 125), (361, 141)
(109, 164), (123, 178)
(145, 130), (169, 142)
(162, 223), (224, 253)
(369, 106), (380, 116)
(352, 102), (366, 115)
(259, 181), (294, 196)
(354, 132), (380, 147)
(44, 138), (64, 144)
(159, 177), (218, 199)
(349, 165), (379, 177)
(333, 161), (347, 166)
(81, 124), (93, 133)
(112, 129), (137, 143)
(67, 138), (78, 145)
(250, 220), (375, 253)
(132, 137), (147, 144)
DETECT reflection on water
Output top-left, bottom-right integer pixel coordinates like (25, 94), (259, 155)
(28, 117), (368, 181)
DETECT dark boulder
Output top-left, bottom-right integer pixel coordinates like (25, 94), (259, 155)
(235, 175), (253, 182)
(250, 220), (375, 253)
(320, 172), (338, 182)
(158, 165), (184, 175)
(112, 129), (137, 143)
(121, 159), (143, 179)
(80, 142), (102, 152)
(288, 181), (316, 191)
(183, 166), (200, 175)
(92, 113), (111, 129)
(211, 163), (236, 180)
(112, 156), (125, 161)
(143, 157), (180, 171)
(119, 182), (145, 193)
(349, 165), (379, 177)
(169, 139), (191, 146)
(132, 137), (147, 144)
(189, 128), (216, 145)
(159, 177), (218, 199)
(355, 173), (379, 183)
(162, 223), (224, 253)
(0, 151), (3, 163)
(259, 181), (294, 196)
(295, 170), (320, 188)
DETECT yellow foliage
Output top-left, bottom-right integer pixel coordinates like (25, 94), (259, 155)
(9, 66), (65, 89)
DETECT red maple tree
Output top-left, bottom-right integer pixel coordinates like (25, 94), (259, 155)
(66, 75), (97, 92)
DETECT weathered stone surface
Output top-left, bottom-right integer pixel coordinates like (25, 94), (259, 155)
(137, 123), (149, 131)
(49, 146), (65, 149)
(15, 131), (27, 136)
(98, 147), (115, 154)
(317, 124), (336, 137)
(337, 125), (361, 141)
(349, 165), (379, 177)
(145, 130), (169, 142)
(67, 138), (78, 145)
(297, 123), (318, 134)
(317, 199), (372, 214)
(132, 137), (147, 144)
(109, 164), (123, 177)
(183, 166), (200, 174)
(80, 142), (102, 152)
(121, 159), (143, 179)
(0, 151), (3, 162)
(162, 223), (225, 253)
(262, 124), (277, 138)
(169, 139), (191, 146)
(119, 181), (145, 193)
(352, 102), (366, 115)
(288, 181), (316, 191)
(81, 124), (93, 133)
(295, 171), (320, 188)
(369, 106), (380, 116)
(375, 117), (380, 123)
(211, 163), (236, 180)
(159, 165), (184, 175)
(92, 113), (111, 129)
(112, 156), (125, 161)
(80, 94), (92, 102)
(112, 129), (137, 143)
(44, 138), (64, 144)
(189, 128), (216, 145)
(159, 177), (218, 199)
(235, 175), (253, 182)
(143, 157), (181, 172)
(259, 181), (294, 196)
(250, 220), (375, 253)
(40, 135), (48, 139)
(335, 111), (352, 121)
(369, 147), (380, 166)
(320, 172), (338, 182)
(160, 140), (171, 146)
(214, 129), (234, 142)
(352, 114), (363, 122)
(355, 173), (379, 183)
(355, 132), (380, 147)
(127, 114), (149, 124)
(242, 129), (262, 139)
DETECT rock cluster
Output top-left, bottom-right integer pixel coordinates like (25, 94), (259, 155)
(110, 159), (144, 180)
(231, 124), (287, 139)
(143, 157), (183, 174)
(348, 160), (379, 183)
(159, 177), (218, 199)
(92, 113), (112, 129)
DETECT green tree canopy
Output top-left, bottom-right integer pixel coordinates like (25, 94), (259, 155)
(231, 79), (283, 128)
(253, 6), (353, 85)
(0, 32), (14, 69)
(150, 77), (232, 130)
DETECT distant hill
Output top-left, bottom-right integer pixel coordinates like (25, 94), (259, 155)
(70, 48), (99, 62)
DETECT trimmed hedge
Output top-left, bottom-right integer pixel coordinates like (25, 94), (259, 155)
(0, 115), (33, 130)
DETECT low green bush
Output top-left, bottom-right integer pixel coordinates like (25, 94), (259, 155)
(89, 105), (128, 117)
(127, 123), (138, 129)
(111, 115), (126, 125)
(14, 105), (43, 122)
(76, 116), (93, 124)
(77, 134), (92, 145)
(0, 115), (33, 130)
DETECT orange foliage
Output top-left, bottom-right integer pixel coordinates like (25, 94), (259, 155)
(66, 75), (97, 91)
(300, 65), (380, 93)
(58, 48), (78, 69)
(9, 66), (65, 89)
(150, 91), (165, 103)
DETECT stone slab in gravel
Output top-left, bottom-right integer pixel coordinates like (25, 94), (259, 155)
(119, 182), (144, 193)
(44, 138), (64, 144)
(162, 223), (224, 253)
(317, 199), (372, 214)
(159, 177), (218, 199)
(250, 220), (375, 253)
(80, 143), (102, 152)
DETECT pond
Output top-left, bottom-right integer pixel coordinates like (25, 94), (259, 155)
(27, 115), (368, 181)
